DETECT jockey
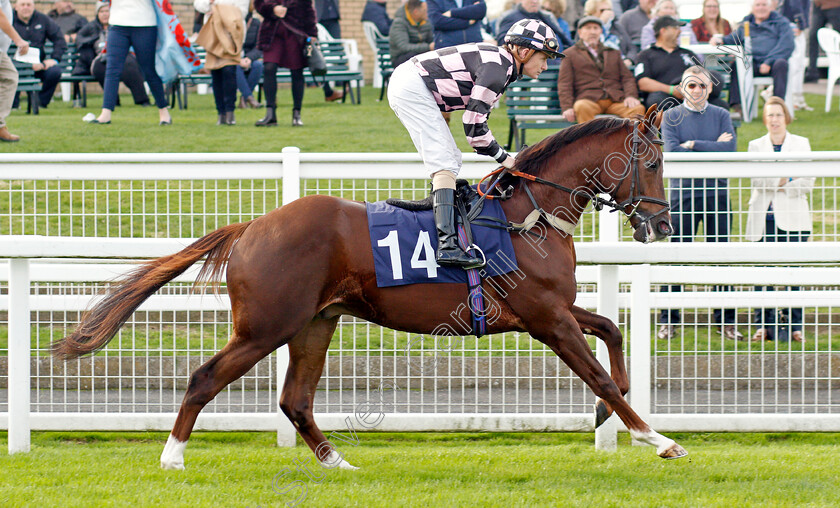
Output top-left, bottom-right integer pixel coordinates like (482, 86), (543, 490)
(388, 19), (564, 269)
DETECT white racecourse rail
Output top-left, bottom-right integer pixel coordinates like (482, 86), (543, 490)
(2, 150), (840, 455)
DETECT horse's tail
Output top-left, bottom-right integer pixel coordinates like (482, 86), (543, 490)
(52, 220), (255, 360)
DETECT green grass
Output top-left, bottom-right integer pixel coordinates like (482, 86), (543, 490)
(1, 431), (838, 507)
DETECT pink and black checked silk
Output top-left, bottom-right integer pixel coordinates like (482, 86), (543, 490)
(411, 43), (518, 162)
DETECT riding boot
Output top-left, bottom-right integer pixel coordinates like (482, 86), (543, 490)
(432, 188), (482, 268)
(255, 106), (277, 127)
(225, 111), (236, 125)
(292, 109), (303, 127)
(216, 113), (226, 126)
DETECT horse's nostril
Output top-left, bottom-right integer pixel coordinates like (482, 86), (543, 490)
(657, 221), (672, 236)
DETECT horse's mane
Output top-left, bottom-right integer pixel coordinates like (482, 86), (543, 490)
(513, 117), (633, 177)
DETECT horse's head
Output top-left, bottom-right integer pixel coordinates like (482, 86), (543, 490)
(606, 105), (672, 243)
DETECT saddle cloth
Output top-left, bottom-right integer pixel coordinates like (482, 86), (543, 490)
(365, 197), (519, 288)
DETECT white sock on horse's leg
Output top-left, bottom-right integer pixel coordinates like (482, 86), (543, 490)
(319, 449), (359, 470)
(628, 428), (687, 458)
(160, 434), (188, 470)
(432, 170), (457, 191)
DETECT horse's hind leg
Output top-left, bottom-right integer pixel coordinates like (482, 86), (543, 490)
(535, 311), (686, 459)
(572, 305), (629, 427)
(279, 317), (359, 470)
(160, 333), (281, 470)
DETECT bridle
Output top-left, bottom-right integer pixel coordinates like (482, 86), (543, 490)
(478, 120), (671, 234)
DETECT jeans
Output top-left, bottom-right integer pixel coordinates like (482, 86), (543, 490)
(236, 60), (263, 99)
(753, 211), (810, 338)
(103, 25), (167, 111)
(92, 54), (150, 105)
(659, 190), (736, 325)
(211, 65), (237, 114)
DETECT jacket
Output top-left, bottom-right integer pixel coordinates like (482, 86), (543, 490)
(255, 0), (317, 52)
(389, 5), (434, 67)
(47, 9), (87, 36)
(427, 0), (486, 49)
(745, 133), (814, 240)
(361, 1), (392, 36)
(722, 11), (794, 66)
(195, 3), (244, 70)
(557, 41), (639, 109)
(12, 9), (66, 63)
(243, 15), (262, 61)
(72, 18), (105, 75)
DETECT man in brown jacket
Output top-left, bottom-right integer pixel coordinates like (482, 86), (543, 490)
(558, 16), (644, 123)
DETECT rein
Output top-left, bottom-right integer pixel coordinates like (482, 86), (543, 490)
(476, 121), (670, 237)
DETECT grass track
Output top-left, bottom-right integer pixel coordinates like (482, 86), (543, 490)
(1, 431), (838, 507)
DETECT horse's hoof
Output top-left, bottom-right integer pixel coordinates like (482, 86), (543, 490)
(594, 399), (611, 428)
(658, 443), (688, 459)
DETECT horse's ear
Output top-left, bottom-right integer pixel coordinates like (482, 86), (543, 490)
(653, 110), (663, 129)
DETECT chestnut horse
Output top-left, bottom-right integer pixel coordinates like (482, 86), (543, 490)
(54, 105), (685, 470)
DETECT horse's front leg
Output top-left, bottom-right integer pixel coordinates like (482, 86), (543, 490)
(533, 309), (687, 459)
(571, 305), (628, 428)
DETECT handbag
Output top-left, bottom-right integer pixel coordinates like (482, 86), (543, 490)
(280, 19), (327, 80)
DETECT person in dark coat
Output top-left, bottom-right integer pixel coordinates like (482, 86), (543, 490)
(13, 0), (65, 108)
(427, 0), (486, 48)
(389, 0), (434, 67)
(254, 0), (317, 127)
(47, 0), (86, 43)
(361, 0), (392, 36)
(72, 1), (150, 107)
(236, 12), (264, 108)
(315, 0), (340, 38)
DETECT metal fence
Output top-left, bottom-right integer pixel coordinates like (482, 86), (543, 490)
(2, 151), (840, 454)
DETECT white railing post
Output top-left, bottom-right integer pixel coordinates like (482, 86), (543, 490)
(282, 147), (301, 206)
(8, 258), (31, 454)
(594, 202), (619, 451)
(630, 264), (652, 445)
(277, 147), (300, 447)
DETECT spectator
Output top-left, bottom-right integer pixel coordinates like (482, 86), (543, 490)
(710, 0), (794, 114)
(1, 0), (28, 141)
(362, 0), (392, 37)
(254, 0), (317, 127)
(657, 66), (743, 342)
(805, 0), (840, 82)
(639, 0), (698, 50)
(584, 0), (636, 64)
(12, 0), (65, 109)
(195, 0), (248, 126)
(496, 0), (571, 49)
(635, 16), (727, 110)
(427, 0), (486, 49)
(775, 0), (811, 111)
(48, 0), (86, 43)
(617, 0), (654, 46)
(236, 12), (264, 109)
(612, 0), (637, 19)
(390, 0), (434, 67)
(690, 0), (731, 43)
(541, 0), (571, 41)
(73, 1), (151, 107)
(388, 19), (563, 267)
(315, 0), (340, 38)
(746, 97), (813, 344)
(84, 0), (172, 125)
(557, 16), (644, 123)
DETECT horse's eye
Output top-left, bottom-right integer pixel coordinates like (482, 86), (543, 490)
(644, 160), (659, 171)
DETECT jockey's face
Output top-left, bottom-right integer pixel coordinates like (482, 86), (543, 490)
(521, 50), (549, 79)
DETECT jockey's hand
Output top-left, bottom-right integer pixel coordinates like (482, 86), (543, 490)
(501, 155), (516, 169)
(562, 108), (575, 122)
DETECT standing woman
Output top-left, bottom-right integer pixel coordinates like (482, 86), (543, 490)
(746, 97), (814, 343)
(195, 0), (249, 126)
(86, 0), (172, 125)
(254, 0), (316, 127)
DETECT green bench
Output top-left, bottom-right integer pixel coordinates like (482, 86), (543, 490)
(7, 46), (42, 114)
(374, 38), (393, 102)
(504, 67), (571, 150)
(171, 41), (363, 110)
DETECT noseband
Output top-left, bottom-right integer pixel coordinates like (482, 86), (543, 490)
(480, 121), (670, 234)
